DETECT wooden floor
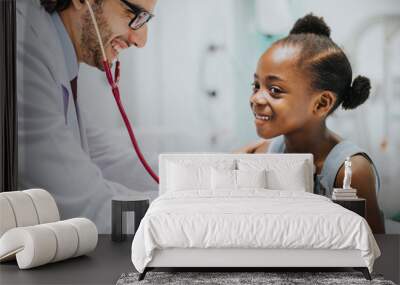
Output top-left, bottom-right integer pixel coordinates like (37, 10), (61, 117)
(0, 235), (398, 284)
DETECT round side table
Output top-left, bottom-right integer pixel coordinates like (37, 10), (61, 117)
(111, 196), (149, 242)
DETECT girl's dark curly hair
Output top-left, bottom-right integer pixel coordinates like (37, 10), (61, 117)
(275, 14), (370, 112)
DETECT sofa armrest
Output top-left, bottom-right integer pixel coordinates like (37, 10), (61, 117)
(0, 218), (97, 269)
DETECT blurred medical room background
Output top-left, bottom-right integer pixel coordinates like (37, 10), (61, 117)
(78, 0), (400, 233)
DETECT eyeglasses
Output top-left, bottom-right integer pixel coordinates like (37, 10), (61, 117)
(120, 0), (154, 30)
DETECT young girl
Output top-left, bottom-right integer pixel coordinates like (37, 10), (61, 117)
(238, 14), (384, 233)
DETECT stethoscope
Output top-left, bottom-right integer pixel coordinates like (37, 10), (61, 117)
(85, 0), (159, 184)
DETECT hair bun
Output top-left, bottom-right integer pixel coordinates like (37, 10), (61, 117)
(290, 14), (331, 38)
(342, 75), (371, 110)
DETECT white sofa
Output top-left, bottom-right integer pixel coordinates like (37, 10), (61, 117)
(0, 189), (98, 269)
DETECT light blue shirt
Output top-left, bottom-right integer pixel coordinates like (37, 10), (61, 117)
(51, 12), (79, 81)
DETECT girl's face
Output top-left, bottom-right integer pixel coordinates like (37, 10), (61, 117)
(250, 44), (318, 139)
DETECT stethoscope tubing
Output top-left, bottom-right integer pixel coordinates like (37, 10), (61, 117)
(103, 60), (159, 184)
(86, 0), (160, 184)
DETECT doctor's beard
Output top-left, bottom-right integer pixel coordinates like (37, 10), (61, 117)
(80, 1), (113, 71)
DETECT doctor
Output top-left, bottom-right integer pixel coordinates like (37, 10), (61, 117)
(17, 0), (157, 233)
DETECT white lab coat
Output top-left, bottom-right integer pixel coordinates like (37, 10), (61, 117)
(16, 0), (158, 233)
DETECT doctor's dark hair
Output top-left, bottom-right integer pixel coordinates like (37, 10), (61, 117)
(41, 0), (73, 12)
(41, 0), (97, 13)
(275, 14), (371, 113)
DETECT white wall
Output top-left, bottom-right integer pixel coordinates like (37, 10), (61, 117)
(78, 0), (400, 220)
(79, 0), (237, 154)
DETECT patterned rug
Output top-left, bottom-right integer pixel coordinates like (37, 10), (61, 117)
(116, 271), (396, 285)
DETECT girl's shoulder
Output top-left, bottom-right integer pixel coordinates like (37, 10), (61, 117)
(320, 139), (380, 194)
(334, 154), (376, 189)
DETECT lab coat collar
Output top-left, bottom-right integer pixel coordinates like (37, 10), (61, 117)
(17, 0), (88, 152)
(51, 12), (79, 81)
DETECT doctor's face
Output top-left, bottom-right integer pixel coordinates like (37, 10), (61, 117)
(250, 44), (316, 139)
(81, 0), (157, 70)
